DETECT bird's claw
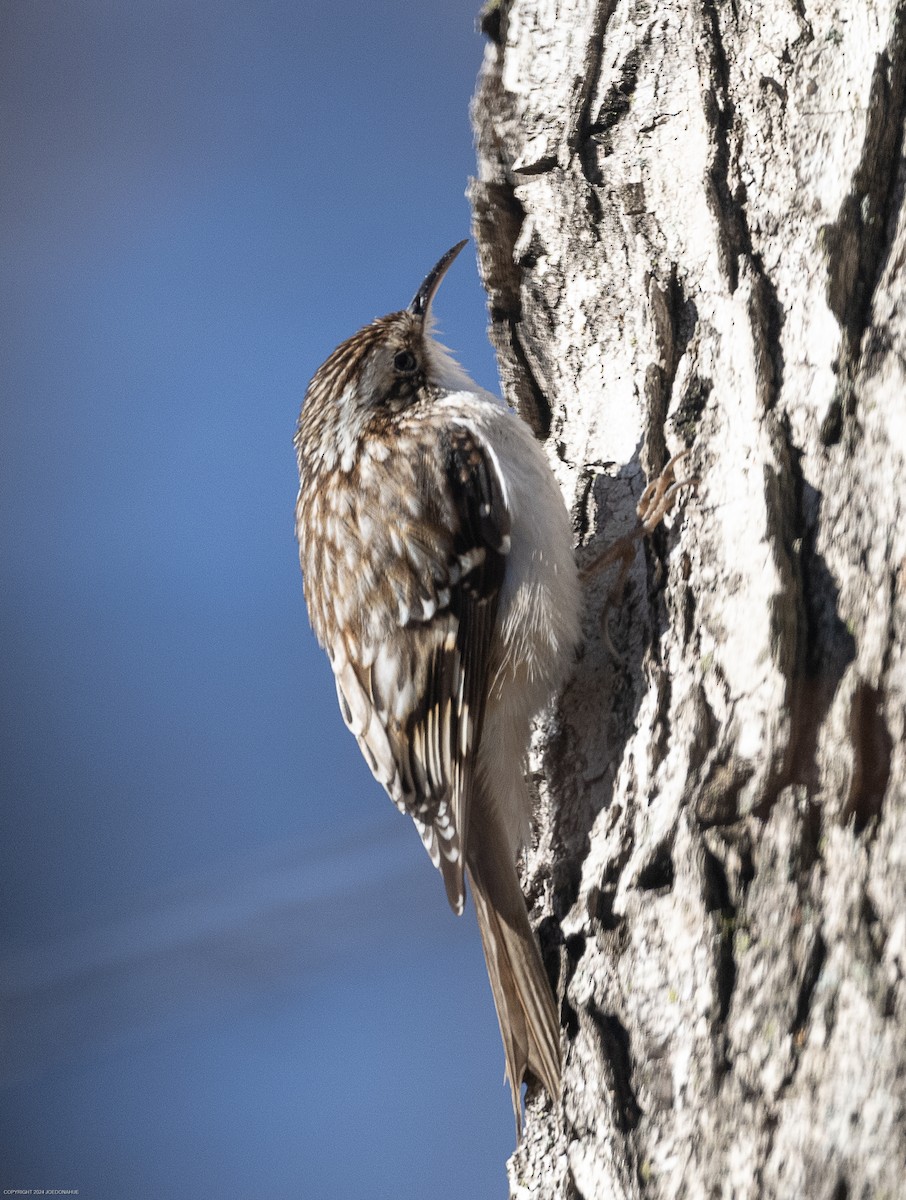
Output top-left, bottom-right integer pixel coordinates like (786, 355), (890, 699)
(579, 450), (696, 584)
(636, 448), (698, 534)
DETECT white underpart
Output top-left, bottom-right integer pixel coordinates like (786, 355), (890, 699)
(422, 333), (583, 861)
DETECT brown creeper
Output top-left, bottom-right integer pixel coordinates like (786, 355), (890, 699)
(294, 241), (582, 1125)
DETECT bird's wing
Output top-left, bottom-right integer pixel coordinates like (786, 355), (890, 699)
(333, 419), (510, 914)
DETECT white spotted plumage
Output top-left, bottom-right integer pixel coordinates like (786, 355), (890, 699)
(294, 242), (582, 1128)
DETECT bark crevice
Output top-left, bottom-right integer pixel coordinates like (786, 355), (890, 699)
(821, 7), (906, 443)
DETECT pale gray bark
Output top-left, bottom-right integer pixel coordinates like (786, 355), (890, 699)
(469, 2), (906, 1197)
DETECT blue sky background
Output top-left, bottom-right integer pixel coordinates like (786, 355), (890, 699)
(0, 2), (517, 1195)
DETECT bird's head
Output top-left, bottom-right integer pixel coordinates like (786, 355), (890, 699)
(296, 241), (474, 471)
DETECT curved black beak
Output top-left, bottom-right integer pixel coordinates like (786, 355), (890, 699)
(408, 240), (468, 318)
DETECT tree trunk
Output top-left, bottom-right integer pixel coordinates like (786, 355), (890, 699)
(469, 2), (906, 1197)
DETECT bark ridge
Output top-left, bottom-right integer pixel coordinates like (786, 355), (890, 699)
(470, 2), (906, 1196)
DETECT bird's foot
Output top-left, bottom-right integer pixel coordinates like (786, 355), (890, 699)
(636, 448), (697, 534)
(579, 451), (697, 654)
(580, 450), (696, 584)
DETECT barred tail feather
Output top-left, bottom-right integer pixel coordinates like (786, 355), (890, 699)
(467, 847), (561, 1131)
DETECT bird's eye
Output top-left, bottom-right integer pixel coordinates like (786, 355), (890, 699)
(393, 350), (418, 374)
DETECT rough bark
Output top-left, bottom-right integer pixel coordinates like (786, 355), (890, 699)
(469, 2), (906, 1197)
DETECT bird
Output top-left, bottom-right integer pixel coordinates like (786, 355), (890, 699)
(294, 240), (582, 1127)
